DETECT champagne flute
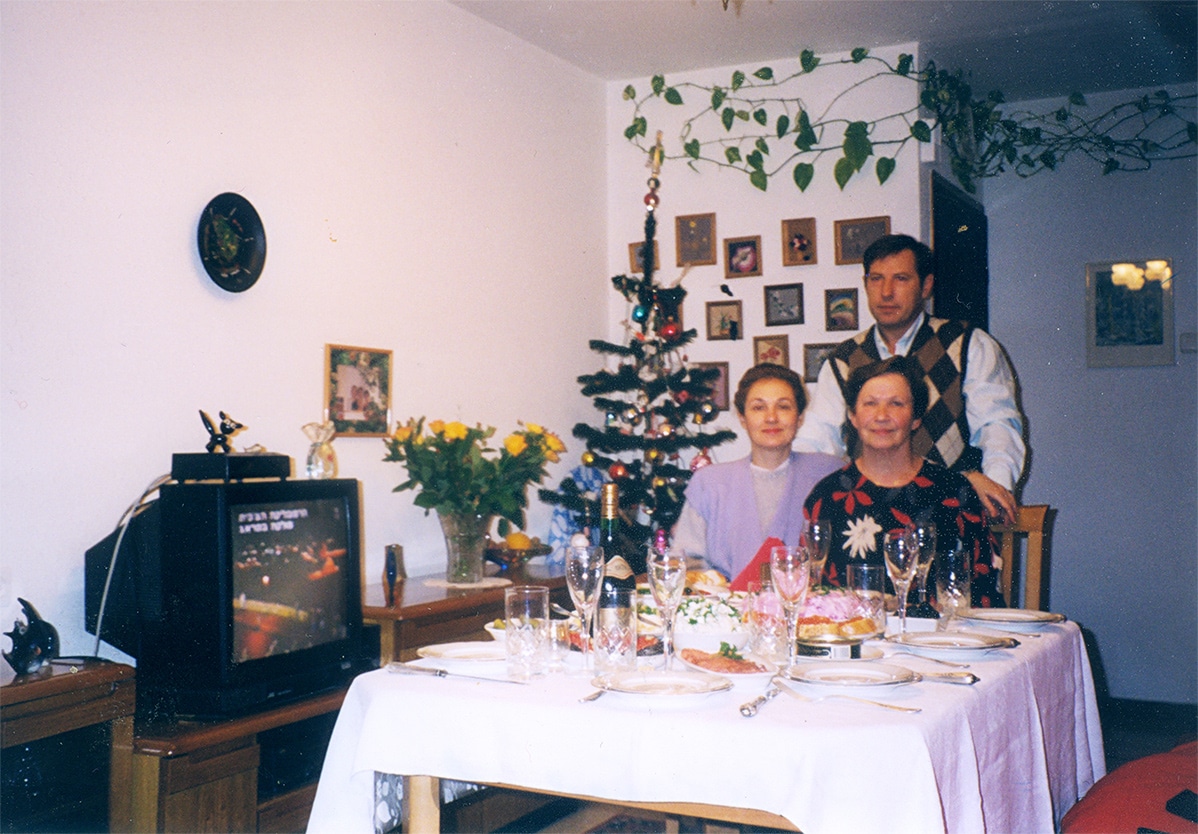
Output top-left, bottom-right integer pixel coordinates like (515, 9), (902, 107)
(646, 548), (687, 671)
(769, 544), (811, 674)
(883, 529), (920, 635)
(912, 521), (938, 617)
(802, 519), (833, 587)
(565, 544), (604, 674)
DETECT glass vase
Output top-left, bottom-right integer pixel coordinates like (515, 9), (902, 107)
(438, 512), (490, 584)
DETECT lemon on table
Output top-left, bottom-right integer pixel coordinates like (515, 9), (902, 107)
(505, 531), (532, 550)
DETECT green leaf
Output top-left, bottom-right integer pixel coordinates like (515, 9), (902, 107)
(800, 49), (819, 73)
(1102, 159), (1120, 175)
(724, 146), (742, 164)
(753, 108), (768, 126)
(1039, 150), (1057, 170)
(664, 87), (683, 105)
(747, 149), (763, 170)
(749, 169), (768, 191)
(920, 89), (938, 111)
(711, 87), (725, 110)
(755, 137), (770, 156)
(721, 106), (735, 131)
(896, 53), (913, 76)
(1068, 91), (1087, 107)
(683, 139), (701, 159)
(776, 114), (790, 138)
(793, 162), (814, 191)
(1054, 107), (1069, 123)
(622, 85), (636, 101)
(651, 75), (665, 95)
(794, 110), (817, 151)
(834, 157), (855, 189)
(851, 47), (868, 63)
(753, 67), (774, 81)
(1188, 122), (1197, 143)
(843, 121), (872, 170)
(910, 120), (932, 142)
(731, 70), (745, 90)
(624, 116), (647, 140)
(876, 156), (896, 184)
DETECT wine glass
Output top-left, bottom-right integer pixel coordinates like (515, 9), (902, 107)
(911, 521), (938, 617)
(565, 544), (604, 674)
(646, 548), (687, 670)
(769, 544), (811, 674)
(802, 519), (833, 587)
(882, 528), (920, 635)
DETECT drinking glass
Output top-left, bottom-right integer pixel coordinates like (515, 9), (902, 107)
(744, 580), (787, 663)
(646, 548), (687, 670)
(564, 544), (604, 674)
(882, 528), (920, 634)
(802, 519), (833, 587)
(504, 586), (549, 681)
(846, 562), (888, 636)
(911, 521), (938, 617)
(769, 544), (811, 673)
(594, 587), (637, 674)
(936, 540), (972, 630)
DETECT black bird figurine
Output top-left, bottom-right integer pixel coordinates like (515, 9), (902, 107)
(4, 598), (60, 675)
(200, 410), (245, 453)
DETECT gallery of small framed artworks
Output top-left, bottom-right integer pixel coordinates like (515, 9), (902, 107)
(636, 212), (891, 380)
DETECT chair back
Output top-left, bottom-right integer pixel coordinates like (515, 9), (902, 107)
(993, 504), (1054, 611)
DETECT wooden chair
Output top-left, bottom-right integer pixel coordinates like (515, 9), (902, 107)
(993, 504), (1054, 611)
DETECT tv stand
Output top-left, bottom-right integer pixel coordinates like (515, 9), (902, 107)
(132, 686), (347, 833)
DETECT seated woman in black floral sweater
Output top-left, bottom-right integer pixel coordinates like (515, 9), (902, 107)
(803, 356), (1005, 608)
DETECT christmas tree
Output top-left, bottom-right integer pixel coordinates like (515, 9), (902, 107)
(539, 135), (737, 567)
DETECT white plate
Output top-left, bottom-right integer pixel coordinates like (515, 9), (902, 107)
(593, 670), (733, 696)
(784, 662), (918, 688)
(677, 651), (775, 677)
(889, 631), (1017, 658)
(417, 642), (506, 662)
(960, 609), (1065, 632)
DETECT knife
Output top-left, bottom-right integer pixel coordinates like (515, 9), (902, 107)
(739, 683), (782, 717)
(386, 661), (529, 685)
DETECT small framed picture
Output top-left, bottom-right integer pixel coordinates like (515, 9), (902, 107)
(692, 361), (730, 411)
(764, 283), (804, 327)
(803, 343), (839, 383)
(324, 344), (393, 436)
(705, 300), (743, 341)
(753, 335), (790, 368)
(628, 240), (660, 273)
(1085, 259), (1175, 367)
(825, 288), (859, 331)
(833, 216), (891, 265)
(781, 218), (817, 266)
(676, 213), (717, 266)
(724, 235), (762, 278)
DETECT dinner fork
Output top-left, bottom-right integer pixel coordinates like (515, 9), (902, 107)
(772, 677), (922, 714)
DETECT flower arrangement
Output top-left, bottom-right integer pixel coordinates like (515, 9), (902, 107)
(383, 418), (566, 536)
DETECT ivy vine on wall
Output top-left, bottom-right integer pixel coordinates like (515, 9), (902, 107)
(623, 48), (1196, 194)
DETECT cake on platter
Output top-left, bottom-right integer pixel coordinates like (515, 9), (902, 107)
(795, 587), (880, 642)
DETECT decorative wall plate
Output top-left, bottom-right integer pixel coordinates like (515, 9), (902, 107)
(197, 192), (266, 292)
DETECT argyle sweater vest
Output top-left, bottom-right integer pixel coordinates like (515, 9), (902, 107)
(829, 318), (983, 473)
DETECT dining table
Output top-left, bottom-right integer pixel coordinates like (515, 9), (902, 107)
(307, 617), (1105, 834)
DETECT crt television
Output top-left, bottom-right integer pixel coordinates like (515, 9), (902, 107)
(85, 477), (371, 719)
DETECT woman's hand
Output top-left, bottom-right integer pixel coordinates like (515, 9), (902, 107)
(963, 471), (1016, 524)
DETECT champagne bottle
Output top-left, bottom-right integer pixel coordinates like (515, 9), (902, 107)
(599, 483), (636, 600)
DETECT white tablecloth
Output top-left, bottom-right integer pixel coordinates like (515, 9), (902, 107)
(309, 622), (1104, 834)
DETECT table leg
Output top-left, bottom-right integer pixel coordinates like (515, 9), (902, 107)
(404, 775), (441, 833)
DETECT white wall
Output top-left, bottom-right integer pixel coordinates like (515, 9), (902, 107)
(606, 45), (923, 464)
(986, 85), (1197, 704)
(0, 1), (606, 660)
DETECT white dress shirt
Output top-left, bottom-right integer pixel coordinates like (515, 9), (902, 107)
(793, 313), (1026, 490)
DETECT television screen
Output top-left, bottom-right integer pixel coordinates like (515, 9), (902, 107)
(230, 497), (351, 663)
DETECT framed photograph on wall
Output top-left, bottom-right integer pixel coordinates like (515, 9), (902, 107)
(781, 218), (817, 266)
(724, 235), (762, 278)
(628, 240), (660, 273)
(676, 213), (717, 266)
(753, 335), (790, 367)
(833, 216), (891, 265)
(705, 300), (743, 341)
(324, 344), (392, 436)
(825, 288), (859, 331)
(803, 343), (838, 383)
(1085, 259), (1175, 367)
(764, 283), (804, 326)
(692, 361), (730, 411)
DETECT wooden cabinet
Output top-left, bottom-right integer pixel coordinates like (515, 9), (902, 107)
(0, 660), (135, 833)
(132, 688), (346, 833)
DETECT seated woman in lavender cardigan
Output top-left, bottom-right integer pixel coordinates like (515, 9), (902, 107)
(672, 363), (844, 581)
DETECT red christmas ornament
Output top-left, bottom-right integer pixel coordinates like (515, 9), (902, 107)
(660, 321), (680, 340)
(675, 390), (690, 404)
(608, 462), (628, 480)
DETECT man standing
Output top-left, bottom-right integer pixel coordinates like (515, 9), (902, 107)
(794, 234), (1025, 521)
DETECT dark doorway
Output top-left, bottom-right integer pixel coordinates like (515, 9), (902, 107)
(931, 171), (989, 331)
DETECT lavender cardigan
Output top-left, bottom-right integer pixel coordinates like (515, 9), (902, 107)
(682, 451), (845, 579)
